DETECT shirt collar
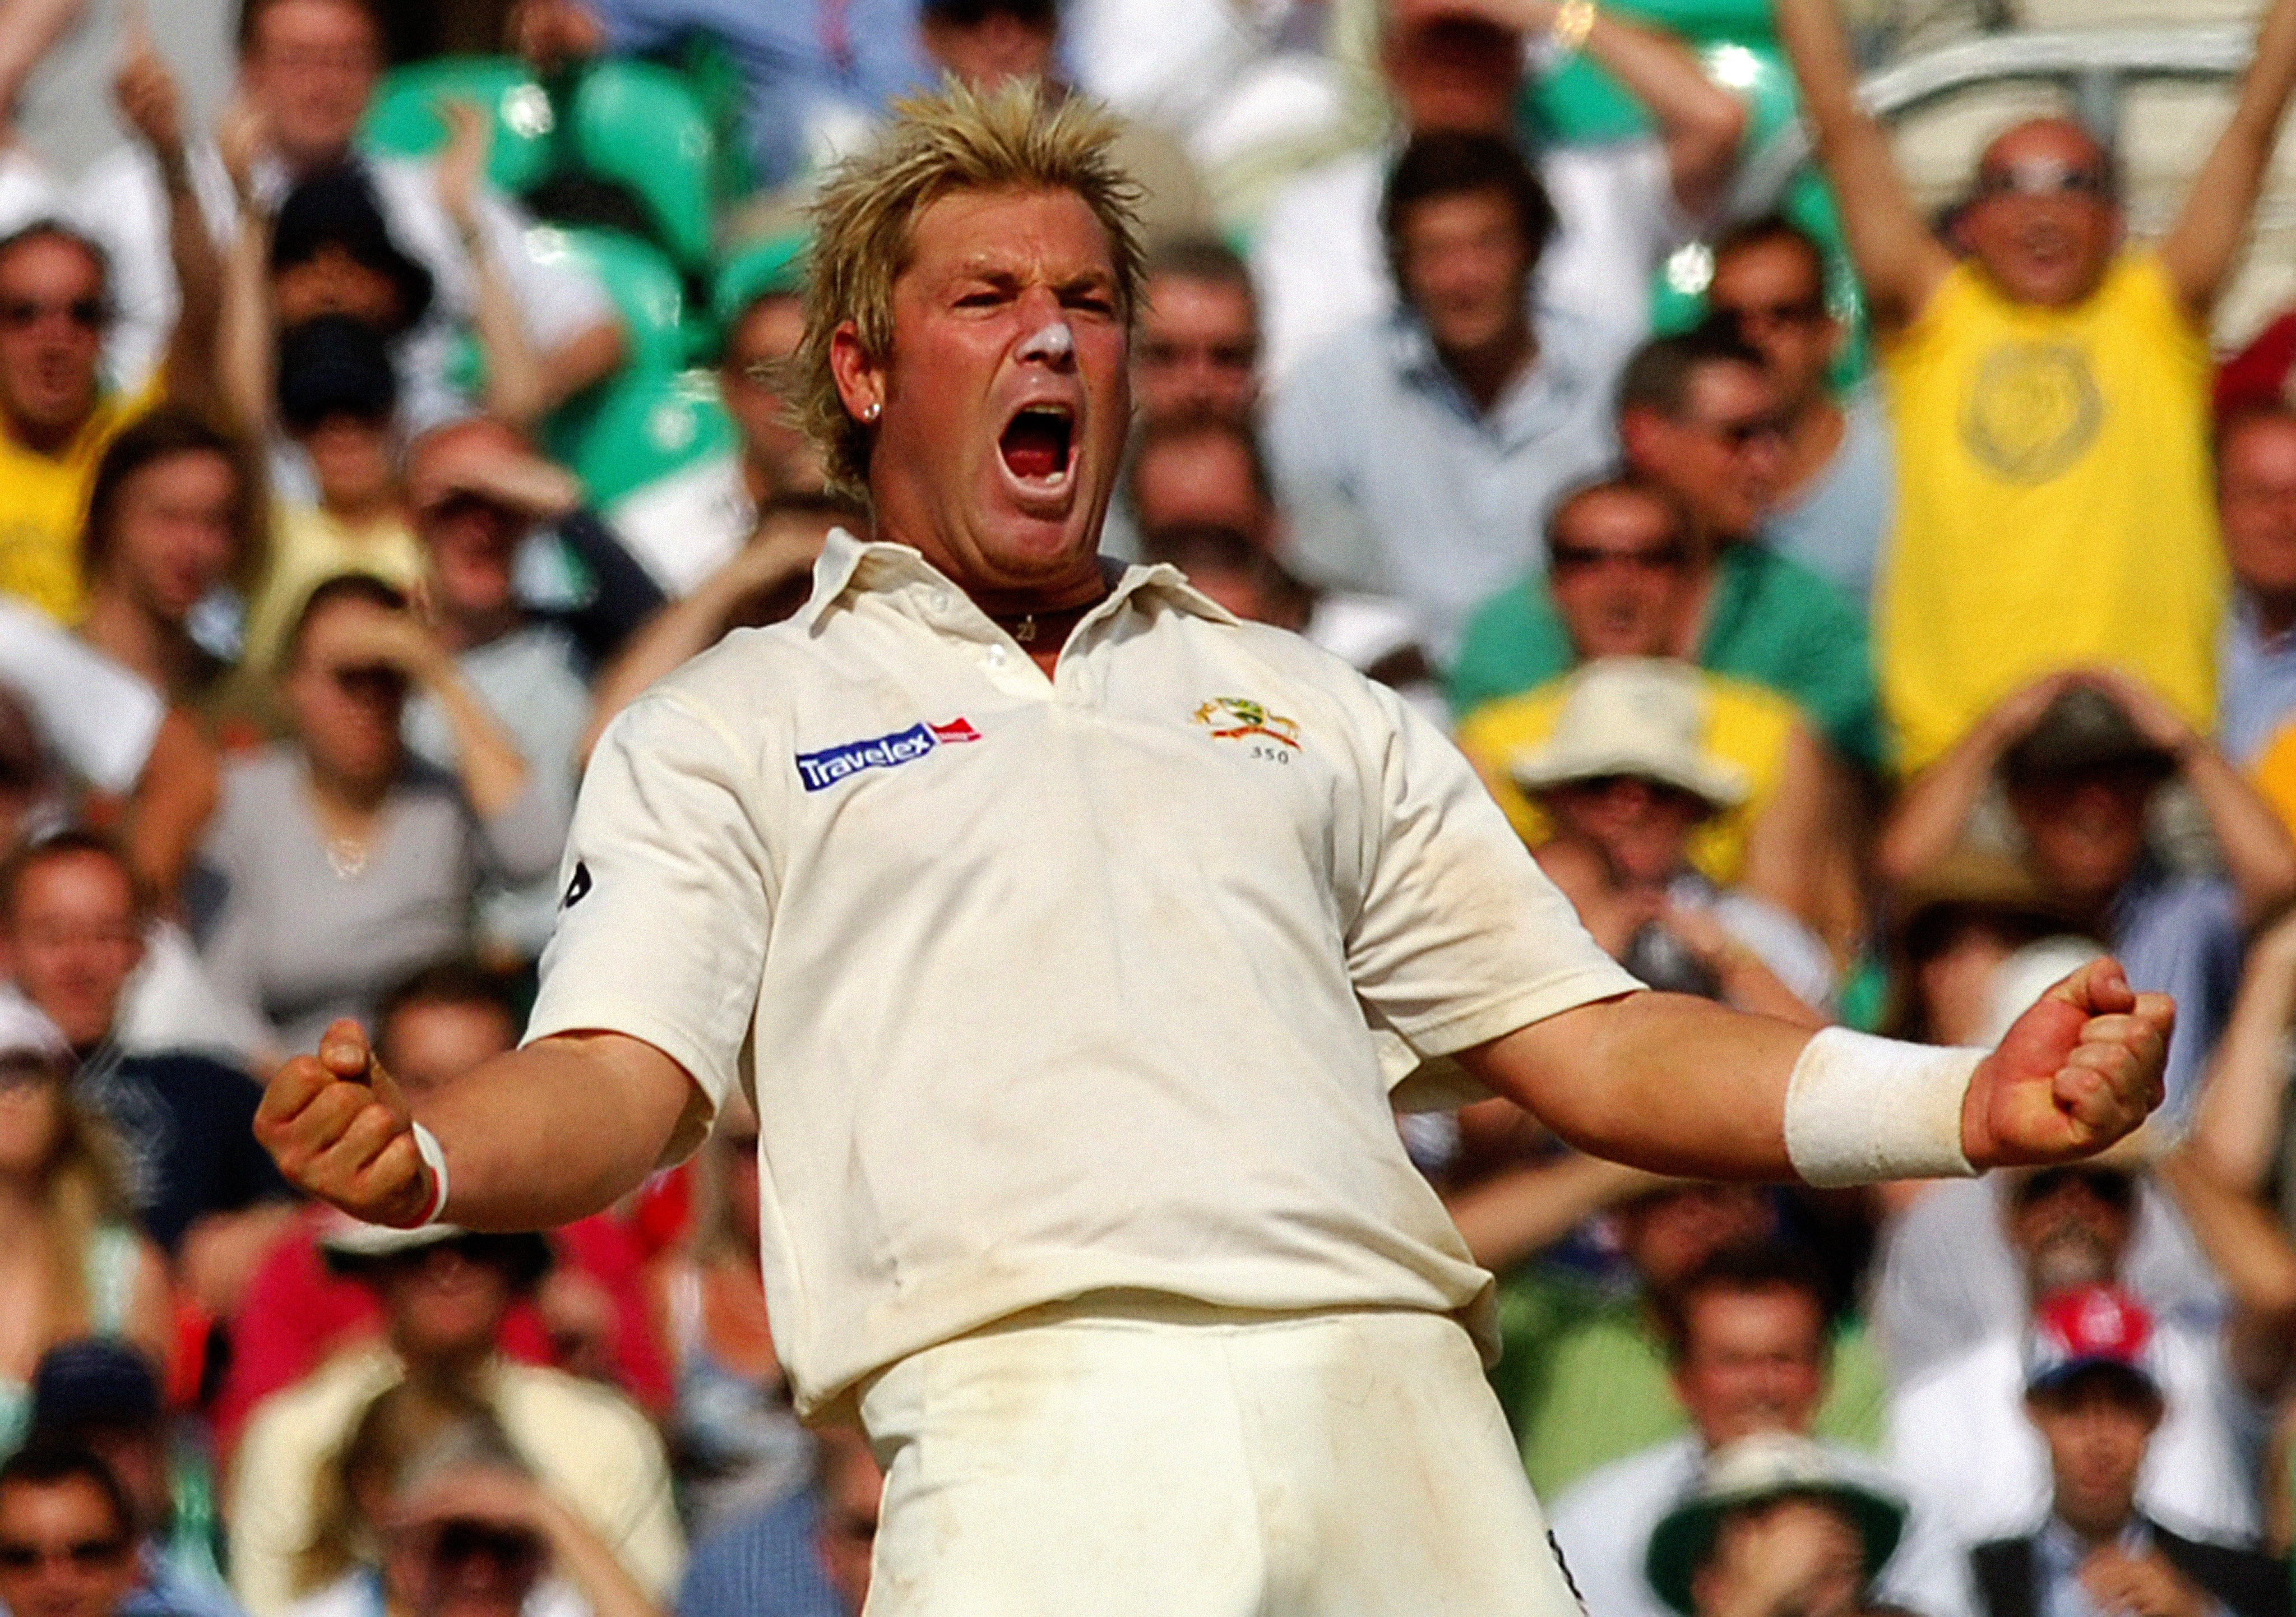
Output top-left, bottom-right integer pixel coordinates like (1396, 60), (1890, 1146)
(798, 526), (1241, 635)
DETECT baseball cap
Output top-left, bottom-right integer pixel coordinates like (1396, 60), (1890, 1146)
(318, 1214), (553, 1290)
(2025, 1283), (2159, 1397)
(1508, 658), (1748, 811)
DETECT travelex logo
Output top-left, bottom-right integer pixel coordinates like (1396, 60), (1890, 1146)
(795, 718), (981, 792)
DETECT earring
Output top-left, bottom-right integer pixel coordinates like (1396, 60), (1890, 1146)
(863, 401), (881, 422)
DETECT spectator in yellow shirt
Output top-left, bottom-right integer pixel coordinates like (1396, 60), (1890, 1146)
(0, 33), (220, 623)
(1778, 0), (2296, 772)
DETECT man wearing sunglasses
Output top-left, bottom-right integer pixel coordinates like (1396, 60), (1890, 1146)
(1779, 0), (2296, 775)
(0, 1446), (141, 1617)
(0, 29), (219, 627)
(1706, 216), (1891, 608)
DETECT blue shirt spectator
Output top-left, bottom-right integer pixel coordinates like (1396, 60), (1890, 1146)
(526, 0), (934, 190)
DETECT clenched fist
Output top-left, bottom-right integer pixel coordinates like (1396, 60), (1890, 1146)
(255, 1019), (438, 1227)
(1964, 957), (2174, 1169)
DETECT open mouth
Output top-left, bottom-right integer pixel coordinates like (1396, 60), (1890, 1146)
(998, 404), (1075, 488)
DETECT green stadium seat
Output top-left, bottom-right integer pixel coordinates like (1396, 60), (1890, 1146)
(567, 61), (718, 271)
(526, 224), (693, 373)
(550, 366), (736, 508)
(362, 57), (559, 195)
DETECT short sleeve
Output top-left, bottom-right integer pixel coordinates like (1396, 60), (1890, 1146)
(1344, 687), (1642, 1056)
(526, 686), (774, 1153)
(0, 599), (163, 792)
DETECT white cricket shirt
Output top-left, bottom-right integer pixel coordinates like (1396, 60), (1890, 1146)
(528, 528), (1642, 1416)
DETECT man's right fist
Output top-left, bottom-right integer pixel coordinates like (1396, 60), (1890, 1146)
(254, 1018), (437, 1227)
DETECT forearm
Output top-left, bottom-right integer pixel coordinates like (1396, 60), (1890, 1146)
(1772, 0), (1943, 321)
(219, 212), (275, 438)
(1878, 724), (2006, 886)
(1582, 8), (1746, 215)
(462, 224), (548, 428)
(2164, 0), (2296, 313)
(418, 1032), (694, 1230)
(123, 709), (219, 904)
(157, 155), (224, 417)
(536, 321), (626, 414)
(534, 1498), (667, 1617)
(417, 659), (532, 817)
(0, 0), (85, 116)
(2188, 946), (2296, 1191)
(1466, 992), (1811, 1177)
(2184, 747), (2296, 917)
(1443, 1151), (1662, 1272)
(2157, 1151), (2296, 1392)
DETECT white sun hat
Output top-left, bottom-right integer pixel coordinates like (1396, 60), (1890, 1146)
(1507, 657), (1749, 811)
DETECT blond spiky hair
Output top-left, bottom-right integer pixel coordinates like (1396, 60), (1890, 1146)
(792, 78), (1145, 501)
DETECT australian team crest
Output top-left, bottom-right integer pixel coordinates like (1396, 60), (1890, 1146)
(1192, 697), (1304, 751)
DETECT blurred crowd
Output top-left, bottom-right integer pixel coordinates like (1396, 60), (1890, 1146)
(3, 0), (2296, 1614)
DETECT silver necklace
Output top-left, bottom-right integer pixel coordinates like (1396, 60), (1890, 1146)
(325, 836), (368, 881)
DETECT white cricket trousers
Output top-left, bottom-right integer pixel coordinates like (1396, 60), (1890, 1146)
(854, 1296), (1586, 1615)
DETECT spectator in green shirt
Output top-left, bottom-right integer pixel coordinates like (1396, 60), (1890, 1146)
(1449, 325), (1883, 771)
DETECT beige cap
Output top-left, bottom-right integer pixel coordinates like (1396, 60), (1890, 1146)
(1507, 657), (1748, 810)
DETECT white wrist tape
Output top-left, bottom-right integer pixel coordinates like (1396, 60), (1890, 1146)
(1783, 1028), (1982, 1188)
(410, 1121), (451, 1225)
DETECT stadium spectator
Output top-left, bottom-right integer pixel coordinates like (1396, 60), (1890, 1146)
(1138, 522), (1444, 722)
(917, 0), (1212, 247)
(1645, 1431), (1913, 1617)
(237, 316), (422, 681)
(0, 829), (290, 1292)
(1552, 1245), (1968, 1617)
(0, 25), (221, 626)
(1492, 1181), (1890, 1501)
(2216, 410), (2296, 847)
(1132, 237), (1260, 425)
(1265, 129), (1616, 659)
(401, 420), (591, 963)
(216, 962), (674, 1453)
(1454, 475), (1863, 955)
(651, 1097), (809, 1535)
(1891, 1203), (2260, 1551)
(281, 1379), (671, 1617)
(507, 0), (933, 195)
(228, 1218), (682, 1616)
(1877, 674), (2286, 1120)
(0, 595), (218, 906)
(1968, 1287), (2288, 1617)
(73, 410), (260, 715)
(1879, 852), (2096, 1051)
(196, 574), (561, 1054)
(25, 1341), (238, 1617)
(610, 256), (825, 600)
(0, 1444), (144, 1617)
(217, 121), (548, 443)
(0, 998), (172, 1455)
(675, 1426), (880, 1617)
(1250, 0), (1746, 385)
(1705, 216), (1891, 606)
(73, 0), (623, 424)
(1776, 0), (2296, 773)
(1123, 410), (1440, 711)
(1509, 658), (1835, 1022)
(1450, 326), (1883, 773)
